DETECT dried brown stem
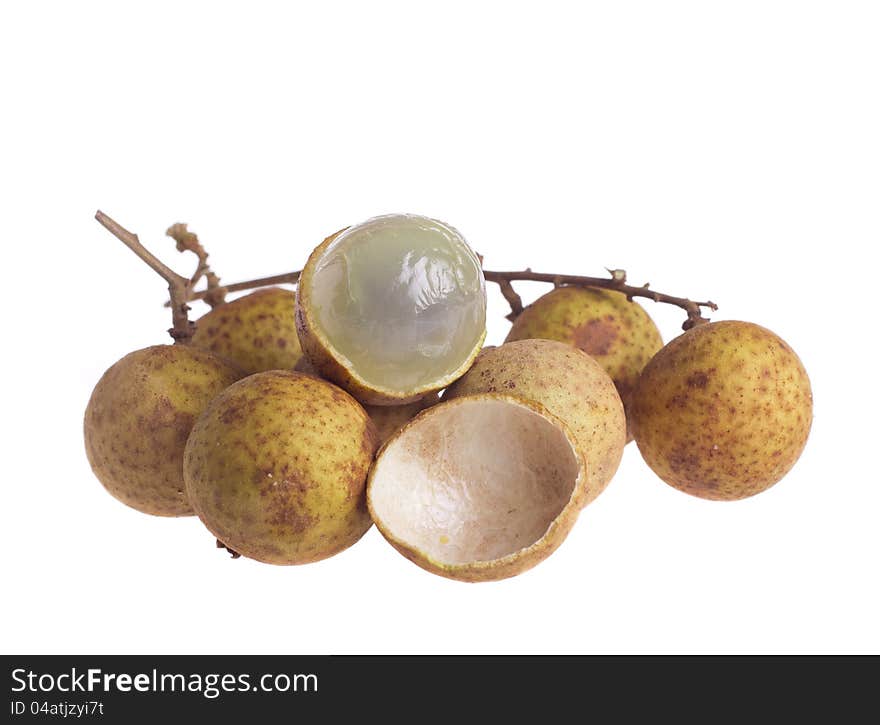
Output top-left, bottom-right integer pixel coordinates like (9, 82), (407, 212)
(174, 264), (715, 330)
(482, 268), (718, 330)
(216, 538), (241, 559)
(179, 271), (301, 305)
(95, 211), (195, 343)
(166, 223), (227, 307)
(495, 278), (524, 320)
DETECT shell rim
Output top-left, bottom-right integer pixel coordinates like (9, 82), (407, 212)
(366, 392), (588, 579)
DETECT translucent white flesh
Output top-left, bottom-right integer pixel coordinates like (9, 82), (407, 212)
(370, 398), (579, 565)
(309, 214), (486, 392)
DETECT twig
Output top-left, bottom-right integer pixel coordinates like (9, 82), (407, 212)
(177, 271), (301, 305)
(482, 268), (717, 330)
(495, 278), (524, 320)
(95, 211), (195, 342)
(165, 223), (227, 307)
(216, 538), (241, 559)
(172, 264), (715, 330)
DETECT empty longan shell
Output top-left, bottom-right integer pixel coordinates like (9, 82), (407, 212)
(368, 394), (587, 582)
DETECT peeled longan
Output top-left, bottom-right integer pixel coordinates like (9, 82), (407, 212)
(631, 320), (812, 501)
(295, 215), (487, 405)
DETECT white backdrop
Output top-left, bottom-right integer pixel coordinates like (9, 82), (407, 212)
(2, 1), (878, 654)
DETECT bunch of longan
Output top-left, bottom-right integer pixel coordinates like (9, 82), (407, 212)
(85, 213), (812, 582)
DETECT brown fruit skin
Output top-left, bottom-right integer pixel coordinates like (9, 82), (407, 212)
(505, 287), (663, 439)
(631, 320), (813, 501)
(367, 394), (588, 583)
(191, 288), (302, 374)
(183, 371), (379, 565)
(366, 396), (438, 445)
(444, 339), (626, 505)
(295, 230), (485, 406)
(84, 345), (244, 516)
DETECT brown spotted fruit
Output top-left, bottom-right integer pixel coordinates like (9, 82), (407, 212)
(505, 287), (663, 438)
(191, 287), (302, 374)
(368, 394), (587, 582)
(183, 370), (379, 565)
(84, 345), (244, 516)
(444, 339), (626, 506)
(631, 320), (813, 501)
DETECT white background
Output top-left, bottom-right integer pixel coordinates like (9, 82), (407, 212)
(2, 1), (878, 654)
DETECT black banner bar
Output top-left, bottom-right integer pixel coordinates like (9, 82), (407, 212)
(2, 655), (875, 720)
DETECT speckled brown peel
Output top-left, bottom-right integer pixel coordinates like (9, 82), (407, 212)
(84, 345), (244, 516)
(191, 287), (303, 374)
(505, 286), (663, 439)
(631, 320), (813, 500)
(183, 370), (379, 565)
(444, 339), (626, 506)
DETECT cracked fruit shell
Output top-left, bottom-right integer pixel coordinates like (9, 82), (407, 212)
(368, 394), (587, 582)
(183, 370), (379, 564)
(295, 214), (487, 405)
(444, 339), (626, 506)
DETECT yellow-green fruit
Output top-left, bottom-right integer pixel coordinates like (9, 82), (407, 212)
(444, 339), (626, 505)
(183, 370), (379, 564)
(631, 320), (813, 501)
(191, 288), (302, 374)
(505, 287), (662, 437)
(84, 345), (244, 516)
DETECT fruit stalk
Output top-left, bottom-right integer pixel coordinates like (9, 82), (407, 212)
(483, 269), (717, 330)
(165, 223), (227, 308)
(179, 266), (716, 330)
(95, 211), (195, 342)
(180, 270), (302, 304)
